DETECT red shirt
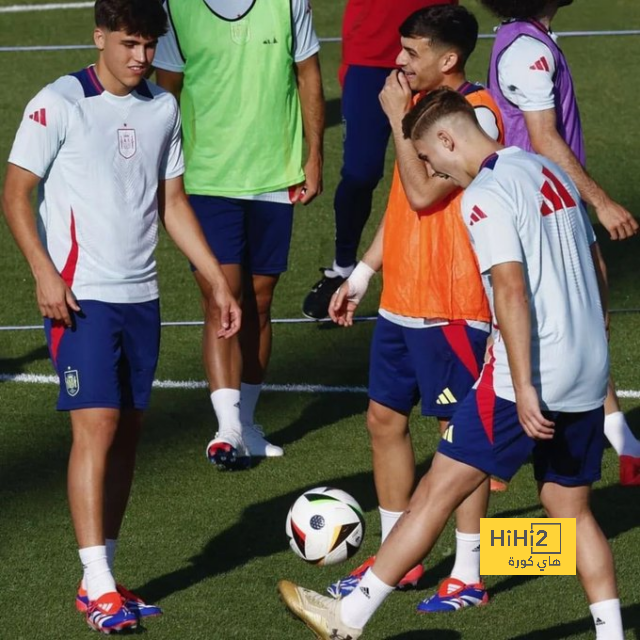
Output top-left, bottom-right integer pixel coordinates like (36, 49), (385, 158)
(342, 0), (458, 68)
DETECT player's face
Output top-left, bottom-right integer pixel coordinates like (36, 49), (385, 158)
(396, 37), (452, 93)
(413, 132), (469, 187)
(94, 28), (157, 96)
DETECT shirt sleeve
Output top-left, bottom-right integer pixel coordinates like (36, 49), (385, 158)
(292, 0), (320, 62)
(474, 105), (501, 141)
(497, 36), (556, 112)
(462, 186), (523, 274)
(159, 97), (185, 180)
(153, 1), (185, 73)
(8, 86), (68, 178)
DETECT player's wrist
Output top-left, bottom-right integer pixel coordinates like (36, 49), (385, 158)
(347, 261), (376, 303)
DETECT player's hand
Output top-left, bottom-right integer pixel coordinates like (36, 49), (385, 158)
(595, 198), (639, 240)
(35, 267), (80, 327)
(379, 70), (412, 126)
(209, 283), (242, 338)
(329, 281), (360, 327)
(515, 384), (555, 440)
(292, 153), (323, 205)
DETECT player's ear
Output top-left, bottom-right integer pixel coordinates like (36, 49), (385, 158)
(437, 129), (454, 151)
(441, 50), (459, 74)
(94, 27), (106, 51)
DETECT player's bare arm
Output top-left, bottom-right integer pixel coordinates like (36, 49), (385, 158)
(329, 213), (384, 327)
(524, 108), (638, 241)
(381, 70), (456, 211)
(2, 163), (80, 327)
(154, 68), (184, 100)
(294, 53), (324, 205)
(158, 176), (241, 338)
(491, 261), (555, 440)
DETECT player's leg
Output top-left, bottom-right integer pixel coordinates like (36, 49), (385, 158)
(238, 198), (294, 456)
(412, 324), (491, 612)
(188, 195), (248, 469)
(539, 482), (622, 638)
(303, 65), (391, 320)
(328, 317), (423, 598)
(534, 406), (622, 638)
(604, 376), (640, 485)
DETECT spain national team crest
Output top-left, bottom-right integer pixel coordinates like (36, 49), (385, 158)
(230, 20), (250, 44)
(118, 128), (137, 159)
(64, 369), (80, 397)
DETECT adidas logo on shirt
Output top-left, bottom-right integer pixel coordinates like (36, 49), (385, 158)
(529, 56), (550, 71)
(469, 205), (487, 226)
(437, 388), (457, 405)
(28, 108), (47, 126)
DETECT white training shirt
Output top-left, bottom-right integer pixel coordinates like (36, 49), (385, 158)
(497, 34), (558, 112)
(153, 0), (320, 204)
(8, 66), (184, 303)
(462, 147), (609, 412)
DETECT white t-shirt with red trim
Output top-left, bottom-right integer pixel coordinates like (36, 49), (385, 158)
(462, 147), (608, 412)
(9, 68), (184, 303)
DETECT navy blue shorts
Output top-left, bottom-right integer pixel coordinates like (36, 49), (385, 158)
(368, 316), (488, 418)
(44, 300), (160, 411)
(189, 195), (294, 275)
(438, 389), (605, 486)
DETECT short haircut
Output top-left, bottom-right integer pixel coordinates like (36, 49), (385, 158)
(402, 87), (477, 141)
(399, 4), (479, 69)
(479, 0), (549, 20)
(94, 0), (167, 39)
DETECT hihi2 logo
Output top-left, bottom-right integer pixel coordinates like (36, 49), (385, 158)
(480, 518), (576, 575)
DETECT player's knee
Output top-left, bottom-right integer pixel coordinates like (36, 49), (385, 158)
(366, 404), (406, 441)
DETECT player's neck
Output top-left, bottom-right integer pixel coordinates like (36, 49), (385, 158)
(468, 140), (503, 181)
(440, 71), (467, 93)
(94, 60), (136, 97)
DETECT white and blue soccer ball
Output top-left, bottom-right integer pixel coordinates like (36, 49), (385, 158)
(285, 487), (365, 566)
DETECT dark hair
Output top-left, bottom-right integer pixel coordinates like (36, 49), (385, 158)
(399, 4), (479, 69)
(479, 0), (549, 20)
(94, 0), (167, 39)
(402, 87), (477, 141)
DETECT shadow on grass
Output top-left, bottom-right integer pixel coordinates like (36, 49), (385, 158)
(510, 602), (640, 639)
(0, 343), (50, 381)
(326, 96), (341, 129)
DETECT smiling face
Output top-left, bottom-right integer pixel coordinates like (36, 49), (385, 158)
(395, 36), (458, 93)
(94, 28), (157, 95)
(412, 127), (469, 188)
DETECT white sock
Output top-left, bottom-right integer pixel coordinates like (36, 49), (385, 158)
(379, 507), (402, 544)
(210, 388), (242, 435)
(81, 538), (118, 591)
(79, 546), (116, 601)
(450, 530), (481, 585)
(590, 598), (624, 639)
(604, 411), (640, 456)
(331, 260), (355, 279)
(240, 382), (262, 426)
(340, 568), (395, 630)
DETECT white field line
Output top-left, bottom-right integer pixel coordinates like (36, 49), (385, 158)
(1, 31), (640, 53)
(2, 372), (640, 398)
(0, 372), (368, 393)
(0, 1), (92, 12)
(3, 310), (640, 332)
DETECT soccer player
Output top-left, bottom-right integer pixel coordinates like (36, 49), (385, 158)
(481, 0), (640, 484)
(325, 5), (503, 612)
(278, 87), (623, 640)
(302, 0), (457, 320)
(2, 0), (240, 633)
(153, 0), (325, 468)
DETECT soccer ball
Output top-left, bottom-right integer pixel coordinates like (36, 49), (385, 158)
(285, 486), (365, 566)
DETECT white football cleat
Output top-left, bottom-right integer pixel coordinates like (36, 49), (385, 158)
(206, 430), (251, 470)
(242, 423), (284, 457)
